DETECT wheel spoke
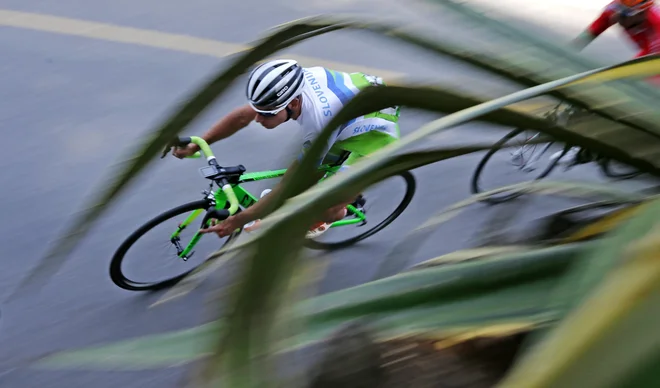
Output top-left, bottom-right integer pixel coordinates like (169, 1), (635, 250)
(305, 172), (416, 250)
(471, 128), (563, 204)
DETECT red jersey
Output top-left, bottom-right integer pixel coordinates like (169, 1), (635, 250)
(588, 3), (660, 55)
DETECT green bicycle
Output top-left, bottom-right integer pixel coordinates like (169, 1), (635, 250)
(109, 136), (416, 291)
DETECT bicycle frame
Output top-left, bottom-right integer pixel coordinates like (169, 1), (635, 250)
(168, 137), (367, 259)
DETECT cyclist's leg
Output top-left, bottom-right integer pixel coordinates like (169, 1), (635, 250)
(316, 125), (400, 225)
(307, 114), (400, 237)
(319, 149), (352, 178)
(335, 122), (400, 171)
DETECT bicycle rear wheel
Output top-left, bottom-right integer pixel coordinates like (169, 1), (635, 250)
(471, 128), (566, 204)
(304, 171), (416, 250)
(110, 200), (241, 291)
(598, 158), (642, 180)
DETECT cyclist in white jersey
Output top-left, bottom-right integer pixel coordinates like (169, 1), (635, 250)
(172, 59), (400, 238)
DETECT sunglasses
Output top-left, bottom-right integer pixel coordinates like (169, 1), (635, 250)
(250, 95), (300, 118)
(249, 102), (285, 117)
(257, 111), (278, 117)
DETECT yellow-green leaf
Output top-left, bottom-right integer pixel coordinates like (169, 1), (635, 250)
(497, 197), (660, 388)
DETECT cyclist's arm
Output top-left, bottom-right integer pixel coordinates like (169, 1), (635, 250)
(572, 9), (615, 51)
(190, 105), (256, 151)
(572, 30), (598, 51)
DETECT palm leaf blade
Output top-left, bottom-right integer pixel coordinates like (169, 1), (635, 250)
(33, 241), (595, 371)
(498, 198), (660, 387)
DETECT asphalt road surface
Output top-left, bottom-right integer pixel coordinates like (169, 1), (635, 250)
(0, 1), (656, 386)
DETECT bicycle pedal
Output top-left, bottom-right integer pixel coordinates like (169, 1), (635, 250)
(351, 194), (366, 207)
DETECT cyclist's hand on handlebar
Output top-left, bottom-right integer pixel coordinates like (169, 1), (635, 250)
(172, 144), (199, 159)
(201, 215), (242, 238)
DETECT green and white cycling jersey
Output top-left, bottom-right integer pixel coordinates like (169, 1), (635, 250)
(295, 66), (401, 165)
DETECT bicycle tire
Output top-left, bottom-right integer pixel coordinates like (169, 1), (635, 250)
(598, 158), (642, 180)
(304, 171), (416, 250)
(470, 128), (564, 205)
(110, 200), (241, 291)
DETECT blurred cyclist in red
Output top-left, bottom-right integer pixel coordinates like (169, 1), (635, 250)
(550, 0), (660, 166)
(574, 0), (660, 58)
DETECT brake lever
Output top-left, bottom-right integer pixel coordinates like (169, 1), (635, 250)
(160, 138), (183, 159)
(160, 145), (171, 159)
(161, 137), (203, 159)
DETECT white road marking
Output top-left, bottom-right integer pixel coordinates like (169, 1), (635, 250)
(0, 9), (406, 80)
(0, 8), (552, 113)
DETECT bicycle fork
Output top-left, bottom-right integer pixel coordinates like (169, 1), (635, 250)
(170, 205), (230, 261)
(170, 208), (206, 261)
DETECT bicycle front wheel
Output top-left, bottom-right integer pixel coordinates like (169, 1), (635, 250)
(110, 200), (241, 291)
(471, 128), (566, 204)
(304, 171), (416, 250)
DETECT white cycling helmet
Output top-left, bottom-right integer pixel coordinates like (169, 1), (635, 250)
(246, 59), (305, 114)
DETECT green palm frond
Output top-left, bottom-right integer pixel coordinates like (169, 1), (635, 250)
(178, 55), (660, 387)
(428, 0), (660, 127)
(498, 197), (660, 387)
(15, 7), (660, 387)
(13, 8), (660, 304)
(33, 241), (595, 371)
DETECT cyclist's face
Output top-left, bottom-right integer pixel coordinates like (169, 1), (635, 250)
(254, 109), (287, 129)
(253, 97), (301, 129)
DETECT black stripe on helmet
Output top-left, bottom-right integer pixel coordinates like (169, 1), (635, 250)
(255, 65), (303, 108)
(248, 61), (289, 101)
